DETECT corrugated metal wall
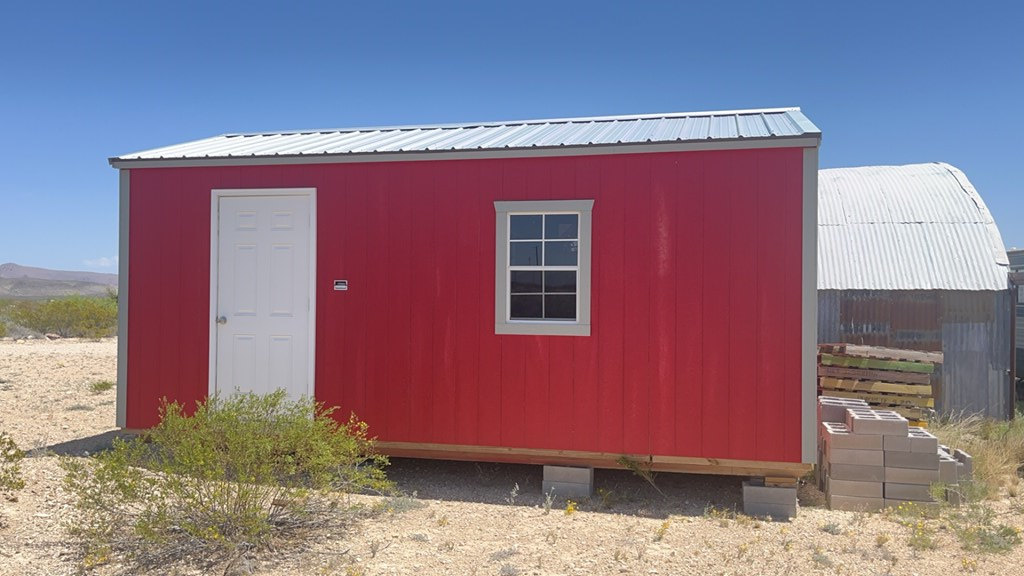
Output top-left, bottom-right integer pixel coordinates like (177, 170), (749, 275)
(818, 290), (1012, 418)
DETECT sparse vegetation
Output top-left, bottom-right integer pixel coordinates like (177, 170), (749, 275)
(617, 455), (664, 496)
(88, 380), (115, 394)
(0, 431), (25, 493)
(505, 482), (519, 506)
(945, 503), (1022, 553)
(564, 500), (577, 516)
(820, 521), (843, 536)
(60, 390), (389, 572)
(2, 295), (117, 338)
(542, 487), (555, 515)
(931, 413), (1024, 499)
(653, 519), (670, 541)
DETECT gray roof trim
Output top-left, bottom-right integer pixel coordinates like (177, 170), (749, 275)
(110, 134), (821, 169)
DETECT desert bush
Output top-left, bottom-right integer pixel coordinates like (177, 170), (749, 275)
(0, 431), (25, 493)
(931, 414), (1024, 499)
(61, 391), (390, 572)
(8, 296), (117, 338)
(0, 320), (7, 338)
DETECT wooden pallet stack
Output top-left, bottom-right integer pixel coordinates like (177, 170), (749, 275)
(817, 344), (942, 426)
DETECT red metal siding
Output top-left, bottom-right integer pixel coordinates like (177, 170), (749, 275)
(126, 148), (805, 462)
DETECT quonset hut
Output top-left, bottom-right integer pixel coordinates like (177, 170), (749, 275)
(818, 163), (1013, 418)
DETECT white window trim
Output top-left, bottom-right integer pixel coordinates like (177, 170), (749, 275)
(494, 199), (593, 336)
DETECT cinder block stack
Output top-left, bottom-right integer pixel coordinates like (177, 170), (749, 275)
(817, 397), (972, 512)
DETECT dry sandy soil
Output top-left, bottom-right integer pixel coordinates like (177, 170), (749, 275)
(1, 338), (1023, 575)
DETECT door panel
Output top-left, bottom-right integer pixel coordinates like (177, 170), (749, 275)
(215, 194), (312, 401)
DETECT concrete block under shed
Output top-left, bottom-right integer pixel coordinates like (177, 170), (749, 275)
(828, 494), (885, 512)
(884, 451), (939, 471)
(939, 455), (959, 483)
(818, 397), (869, 424)
(821, 422), (883, 451)
(827, 478), (883, 498)
(908, 427), (939, 453)
(885, 467), (939, 485)
(743, 481), (797, 519)
(954, 449), (973, 480)
(743, 481), (797, 505)
(744, 501), (797, 520)
(883, 434), (911, 452)
(946, 486), (963, 507)
(828, 463), (885, 483)
(846, 409), (909, 437)
(885, 482), (935, 502)
(884, 498), (939, 509)
(542, 465), (593, 499)
(828, 447), (884, 466)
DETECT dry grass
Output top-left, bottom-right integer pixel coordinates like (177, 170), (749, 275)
(930, 413), (1024, 499)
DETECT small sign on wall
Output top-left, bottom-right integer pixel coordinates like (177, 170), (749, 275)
(334, 280), (348, 291)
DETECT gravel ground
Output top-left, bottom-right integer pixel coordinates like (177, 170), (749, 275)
(1, 338), (1023, 575)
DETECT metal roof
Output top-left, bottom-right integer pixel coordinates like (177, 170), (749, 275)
(111, 107), (819, 165)
(818, 163), (1009, 291)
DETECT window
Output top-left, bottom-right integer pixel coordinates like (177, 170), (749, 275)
(494, 199), (593, 336)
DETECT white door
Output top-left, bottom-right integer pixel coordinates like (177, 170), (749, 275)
(212, 191), (314, 401)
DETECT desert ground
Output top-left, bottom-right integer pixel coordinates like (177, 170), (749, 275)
(1, 337), (1022, 575)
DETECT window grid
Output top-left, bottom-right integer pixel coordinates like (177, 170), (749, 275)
(507, 212), (579, 322)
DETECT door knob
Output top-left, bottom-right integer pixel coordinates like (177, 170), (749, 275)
(216, 316), (227, 325)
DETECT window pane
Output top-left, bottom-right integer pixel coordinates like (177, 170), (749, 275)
(510, 215), (542, 239)
(545, 214), (578, 239)
(545, 295), (576, 319)
(544, 241), (578, 266)
(510, 271), (542, 294)
(510, 295), (543, 319)
(544, 271), (576, 293)
(510, 242), (542, 266)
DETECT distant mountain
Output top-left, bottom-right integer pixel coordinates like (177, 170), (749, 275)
(0, 263), (117, 285)
(0, 263), (117, 300)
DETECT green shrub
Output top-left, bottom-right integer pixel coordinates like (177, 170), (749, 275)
(8, 296), (117, 338)
(0, 320), (6, 338)
(0, 431), (25, 493)
(61, 391), (390, 571)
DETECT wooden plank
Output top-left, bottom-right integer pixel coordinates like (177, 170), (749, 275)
(818, 377), (932, 397)
(817, 389), (934, 408)
(883, 405), (933, 420)
(819, 353), (934, 374)
(817, 365), (932, 385)
(374, 441), (812, 478)
(819, 344), (943, 364)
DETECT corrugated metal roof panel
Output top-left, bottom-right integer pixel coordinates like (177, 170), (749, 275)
(114, 107), (819, 162)
(818, 163), (1009, 291)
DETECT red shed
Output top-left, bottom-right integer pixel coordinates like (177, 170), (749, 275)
(110, 108), (821, 480)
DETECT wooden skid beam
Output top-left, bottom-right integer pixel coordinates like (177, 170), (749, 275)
(818, 344), (943, 364)
(817, 389), (934, 408)
(818, 377), (932, 397)
(817, 365), (932, 385)
(819, 353), (934, 374)
(374, 441), (811, 479)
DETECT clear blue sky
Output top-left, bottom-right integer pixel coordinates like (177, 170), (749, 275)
(2, 1), (1021, 272)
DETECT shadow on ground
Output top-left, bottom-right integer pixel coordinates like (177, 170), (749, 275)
(383, 457), (752, 519)
(43, 430), (134, 456)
